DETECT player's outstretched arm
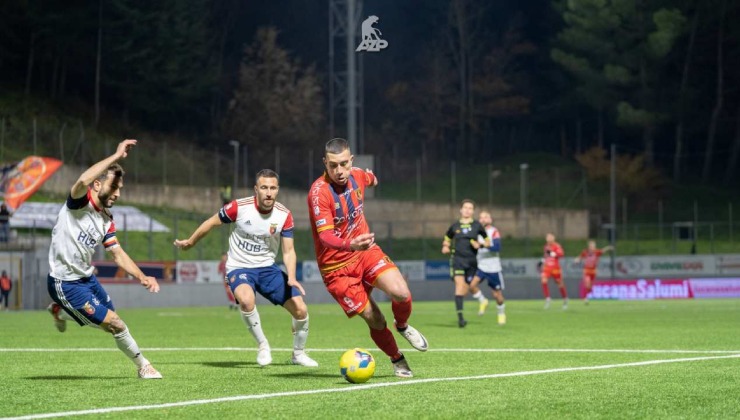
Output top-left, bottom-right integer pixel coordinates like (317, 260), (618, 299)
(281, 236), (305, 296)
(173, 213), (222, 251)
(109, 246), (160, 293)
(71, 139), (137, 199)
(601, 245), (615, 253)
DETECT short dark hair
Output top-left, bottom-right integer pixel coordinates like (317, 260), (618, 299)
(325, 138), (350, 156)
(461, 199), (476, 208)
(97, 163), (125, 182)
(255, 169), (279, 183)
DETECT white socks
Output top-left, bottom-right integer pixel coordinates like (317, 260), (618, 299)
(241, 309), (268, 346)
(292, 316), (310, 352)
(472, 291), (486, 303)
(113, 328), (149, 368)
(497, 303), (506, 315)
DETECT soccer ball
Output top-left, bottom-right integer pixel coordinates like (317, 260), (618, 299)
(339, 348), (376, 384)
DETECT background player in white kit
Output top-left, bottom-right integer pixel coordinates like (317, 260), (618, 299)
(46, 139), (163, 379)
(174, 169), (318, 367)
(469, 211), (507, 325)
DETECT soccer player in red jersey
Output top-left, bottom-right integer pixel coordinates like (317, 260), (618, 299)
(218, 253), (237, 310)
(574, 240), (613, 304)
(308, 138), (428, 378)
(541, 233), (567, 309)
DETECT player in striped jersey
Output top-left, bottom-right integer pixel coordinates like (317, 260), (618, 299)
(174, 169), (318, 367)
(46, 139), (163, 379)
(308, 138), (428, 378)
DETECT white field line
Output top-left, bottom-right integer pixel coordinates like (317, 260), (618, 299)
(4, 353), (740, 420)
(1, 347), (739, 354)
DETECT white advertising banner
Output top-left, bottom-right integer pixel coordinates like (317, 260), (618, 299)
(715, 255), (740, 275)
(396, 260), (426, 281)
(176, 260), (222, 284)
(563, 255), (717, 279)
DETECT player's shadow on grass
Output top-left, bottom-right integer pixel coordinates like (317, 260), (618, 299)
(269, 372), (339, 379)
(428, 322), (472, 328)
(201, 361), (252, 369)
(26, 375), (125, 380)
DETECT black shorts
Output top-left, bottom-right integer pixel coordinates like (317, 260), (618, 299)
(450, 259), (477, 283)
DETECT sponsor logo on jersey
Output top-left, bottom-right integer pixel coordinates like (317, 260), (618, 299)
(92, 296), (100, 306)
(316, 218), (326, 227)
(355, 189), (362, 200)
(368, 257), (388, 275)
(313, 206), (320, 216)
(239, 273), (247, 280)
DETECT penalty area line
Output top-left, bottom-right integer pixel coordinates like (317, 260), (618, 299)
(5, 353), (740, 420)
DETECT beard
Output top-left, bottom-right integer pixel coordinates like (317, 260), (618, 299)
(97, 190), (115, 208)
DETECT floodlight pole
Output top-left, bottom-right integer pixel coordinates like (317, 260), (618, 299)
(229, 140), (239, 194)
(610, 143), (616, 278)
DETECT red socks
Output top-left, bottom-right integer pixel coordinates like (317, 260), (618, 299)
(392, 296), (412, 329)
(558, 285), (568, 298)
(541, 283), (551, 299)
(370, 326), (401, 360)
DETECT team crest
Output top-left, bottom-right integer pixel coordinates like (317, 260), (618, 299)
(355, 189), (362, 200)
(335, 202), (341, 209)
(269, 223), (278, 234)
(83, 302), (95, 315)
(229, 275), (236, 284)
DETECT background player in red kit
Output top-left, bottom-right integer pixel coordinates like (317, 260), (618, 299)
(218, 253), (237, 310)
(541, 232), (567, 309)
(574, 240), (613, 304)
(308, 138), (428, 378)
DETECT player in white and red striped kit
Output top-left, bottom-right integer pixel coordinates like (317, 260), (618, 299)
(174, 169), (317, 367)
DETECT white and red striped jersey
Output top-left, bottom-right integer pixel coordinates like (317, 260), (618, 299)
(218, 197), (294, 270)
(48, 190), (120, 280)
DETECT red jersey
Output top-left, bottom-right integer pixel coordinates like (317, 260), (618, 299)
(543, 242), (564, 268)
(308, 168), (376, 274)
(579, 249), (603, 275)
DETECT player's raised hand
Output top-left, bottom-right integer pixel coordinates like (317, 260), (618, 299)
(350, 233), (375, 251)
(287, 277), (306, 296)
(116, 139), (138, 159)
(140, 276), (160, 293)
(173, 239), (193, 251)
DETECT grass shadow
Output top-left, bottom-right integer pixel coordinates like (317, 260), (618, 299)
(26, 375), (125, 380)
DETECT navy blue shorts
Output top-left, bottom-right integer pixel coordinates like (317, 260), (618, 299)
(47, 274), (115, 326)
(226, 264), (300, 306)
(475, 270), (505, 291)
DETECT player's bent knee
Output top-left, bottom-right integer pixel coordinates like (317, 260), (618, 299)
(292, 302), (308, 319)
(103, 312), (127, 334)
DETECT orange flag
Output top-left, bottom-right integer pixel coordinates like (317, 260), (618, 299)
(0, 156), (63, 211)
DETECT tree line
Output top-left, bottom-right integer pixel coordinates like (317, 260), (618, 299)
(0, 0), (738, 186)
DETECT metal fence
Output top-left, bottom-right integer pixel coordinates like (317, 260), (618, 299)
(4, 218), (738, 262)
